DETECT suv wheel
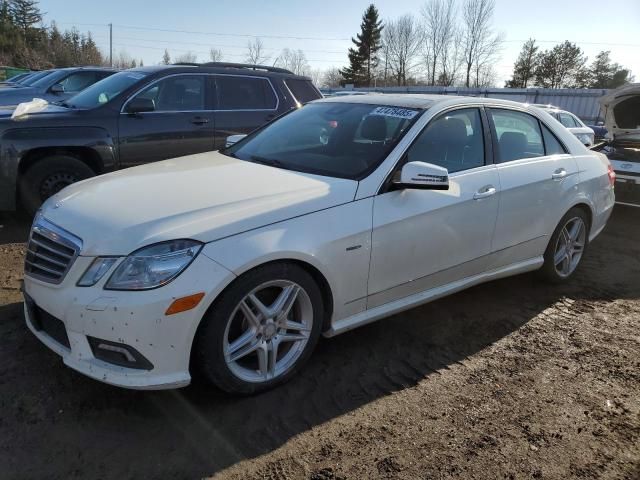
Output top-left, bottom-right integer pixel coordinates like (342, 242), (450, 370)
(193, 263), (324, 394)
(19, 155), (95, 215)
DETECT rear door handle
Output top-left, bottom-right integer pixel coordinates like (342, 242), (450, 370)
(191, 116), (210, 125)
(552, 168), (567, 180)
(473, 186), (497, 200)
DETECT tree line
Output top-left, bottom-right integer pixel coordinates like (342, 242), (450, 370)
(506, 39), (632, 89)
(340, 0), (504, 88)
(338, 1), (632, 89)
(0, 0), (103, 69)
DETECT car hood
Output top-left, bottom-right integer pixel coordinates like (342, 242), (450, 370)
(599, 83), (640, 142)
(41, 151), (358, 256)
(0, 103), (69, 117)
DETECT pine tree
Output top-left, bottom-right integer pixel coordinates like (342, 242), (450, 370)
(587, 51), (632, 89)
(9, 0), (42, 39)
(505, 38), (538, 88)
(340, 4), (383, 86)
(162, 49), (171, 65)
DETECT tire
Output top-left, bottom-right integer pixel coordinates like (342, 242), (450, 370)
(539, 207), (590, 283)
(193, 262), (324, 395)
(19, 155), (95, 216)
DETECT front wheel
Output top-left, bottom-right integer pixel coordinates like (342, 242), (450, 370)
(193, 263), (324, 394)
(19, 155), (95, 215)
(539, 207), (590, 283)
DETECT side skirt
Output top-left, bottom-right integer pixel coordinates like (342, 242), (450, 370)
(324, 257), (544, 337)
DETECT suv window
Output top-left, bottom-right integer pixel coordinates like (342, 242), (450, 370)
(285, 79), (322, 104)
(541, 124), (567, 155)
(58, 72), (99, 93)
(405, 108), (485, 173)
(133, 75), (205, 111)
(216, 76), (277, 110)
(558, 112), (578, 128)
(490, 109), (544, 163)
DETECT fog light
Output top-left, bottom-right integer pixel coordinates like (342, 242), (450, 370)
(88, 337), (153, 370)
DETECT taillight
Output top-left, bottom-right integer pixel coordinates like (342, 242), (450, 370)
(608, 164), (616, 186)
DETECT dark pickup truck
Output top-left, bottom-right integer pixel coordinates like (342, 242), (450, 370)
(0, 62), (322, 213)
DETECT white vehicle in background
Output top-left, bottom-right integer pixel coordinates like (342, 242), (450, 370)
(594, 83), (640, 207)
(533, 104), (596, 146)
(23, 94), (614, 394)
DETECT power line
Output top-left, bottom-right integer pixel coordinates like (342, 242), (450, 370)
(55, 21), (350, 41)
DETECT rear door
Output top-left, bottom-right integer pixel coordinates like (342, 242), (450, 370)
(118, 74), (215, 168)
(212, 75), (281, 150)
(487, 108), (579, 267)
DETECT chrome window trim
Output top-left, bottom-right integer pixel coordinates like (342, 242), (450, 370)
(120, 72), (280, 114)
(25, 216), (83, 285)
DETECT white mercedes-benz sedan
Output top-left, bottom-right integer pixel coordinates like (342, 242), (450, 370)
(23, 94), (615, 394)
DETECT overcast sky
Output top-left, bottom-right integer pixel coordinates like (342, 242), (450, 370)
(38, 0), (640, 85)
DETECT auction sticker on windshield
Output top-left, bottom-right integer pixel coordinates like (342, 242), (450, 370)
(370, 106), (419, 119)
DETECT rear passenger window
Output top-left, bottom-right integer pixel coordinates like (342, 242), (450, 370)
(490, 109), (544, 163)
(541, 124), (567, 155)
(406, 108), (485, 173)
(285, 79), (322, 104)
(216, 76), (277, 110)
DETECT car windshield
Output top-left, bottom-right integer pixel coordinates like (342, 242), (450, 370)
(66, 71), (149, 109)
(21, 70), (52, 86)
(224, 102), (423, 180)
(31, 69), (68, 88)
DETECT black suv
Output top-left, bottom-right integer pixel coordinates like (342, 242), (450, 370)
(0, 62), (322, 213)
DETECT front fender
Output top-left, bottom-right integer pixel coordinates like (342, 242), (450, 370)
(201, 198), (374, 325)
(0, 126), (116, 210)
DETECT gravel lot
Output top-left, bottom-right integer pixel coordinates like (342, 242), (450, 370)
(0, 207), (638, 480)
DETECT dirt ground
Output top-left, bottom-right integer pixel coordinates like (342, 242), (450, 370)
(0, 207), (638, 480)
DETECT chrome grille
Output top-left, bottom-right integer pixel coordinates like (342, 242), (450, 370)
(24, 216), (82, 284)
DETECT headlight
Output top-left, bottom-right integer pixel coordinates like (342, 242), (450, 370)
(104, 240), (203, 291)
(77, 257), (119, 286)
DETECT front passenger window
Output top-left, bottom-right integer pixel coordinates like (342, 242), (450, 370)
(132, 76), (205, 112)
(405, 108), (485, 173)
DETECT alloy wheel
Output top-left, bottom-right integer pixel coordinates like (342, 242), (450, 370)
(553, 216), (586, 278)
(223, 279), (313, 383)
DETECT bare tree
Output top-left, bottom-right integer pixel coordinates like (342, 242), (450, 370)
(322, 67), (343, 88)
(245, 38), (269, 65)
(460, 0), (502, 87)
(307, 68), (323, 86)
(421, 0), (457, 85)
(209, 48), (223, 62)
(274, 48), (309, 76)
(174, 51), (198, 63)
(382, 14), (422, 86)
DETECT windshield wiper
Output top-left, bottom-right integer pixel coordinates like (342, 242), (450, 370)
(55, 100), (74, 109)
(249, 155), (285, 169)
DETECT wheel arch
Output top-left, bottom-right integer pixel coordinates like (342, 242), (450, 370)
(18, 146), (105, 177)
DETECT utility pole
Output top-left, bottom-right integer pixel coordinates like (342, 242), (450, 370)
(108, 23), (113, 67)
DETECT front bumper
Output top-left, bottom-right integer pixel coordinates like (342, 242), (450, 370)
(23, 252), (236, 389)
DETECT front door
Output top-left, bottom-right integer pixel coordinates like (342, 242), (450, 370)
(118, 74), (215, 168)
(367, 107), (500, 308)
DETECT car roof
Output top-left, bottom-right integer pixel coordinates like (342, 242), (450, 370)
(130, 63), (311, 80)
(312, 93), (535, 110)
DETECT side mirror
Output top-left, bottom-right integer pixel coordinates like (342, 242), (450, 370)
(125, 97), (155, 114)
(394, 161), (449, 190)
(49, 83), (64, 94)
(225, 134), (247, 148)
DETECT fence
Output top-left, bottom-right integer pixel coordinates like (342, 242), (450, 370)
(321, 86), (610, 124)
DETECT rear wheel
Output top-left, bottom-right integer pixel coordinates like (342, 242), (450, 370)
(19, 155), (95, 215)
(193, 263), (324, 394)
(540, 207), (589, 282)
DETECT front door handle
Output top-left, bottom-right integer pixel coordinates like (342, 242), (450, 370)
(473, 185), (497, 200)
(552, 168), (568, 180)
(191, 116), (210, 125)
